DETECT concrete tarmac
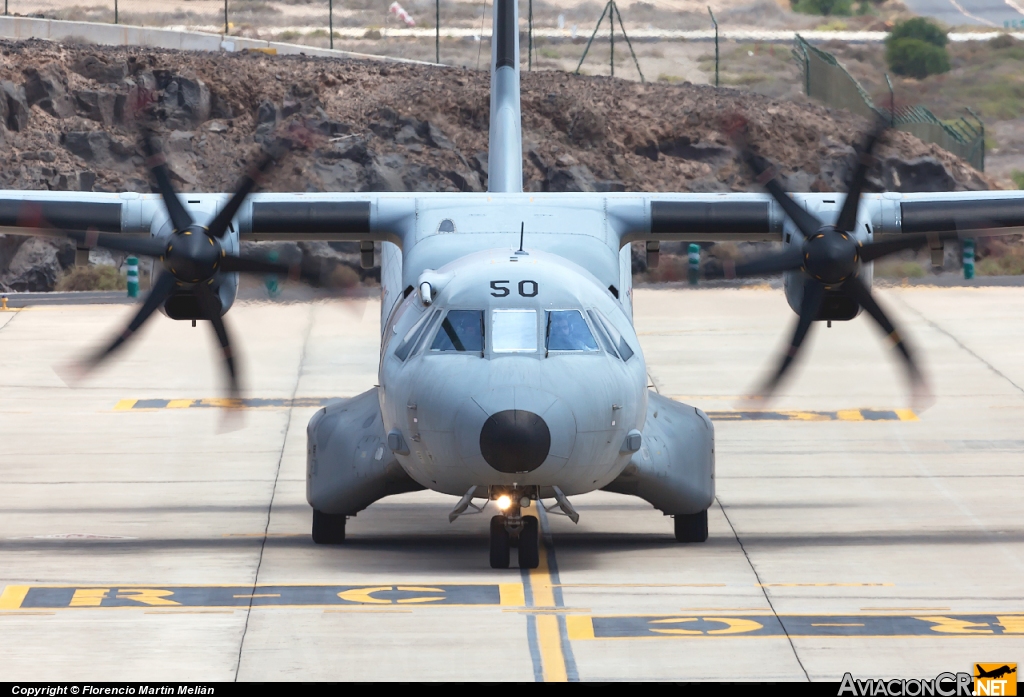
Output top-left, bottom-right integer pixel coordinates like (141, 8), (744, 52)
(0, 286), (1022, 682)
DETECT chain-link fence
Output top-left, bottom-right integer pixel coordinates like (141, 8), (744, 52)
(793, 35), (985, 172)
(1, 1), (352, 35)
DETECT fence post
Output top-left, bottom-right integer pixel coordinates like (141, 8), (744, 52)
(708, 7), (718, 87)
(528, 0), (534, 71)
(113, 0), (117, 24)
(436, 0), (440, 63)
(224, 0), (228, 35)
(885, 73), (894, 126)
(609, 0), (615, 77)
(330, 0), (334, 49)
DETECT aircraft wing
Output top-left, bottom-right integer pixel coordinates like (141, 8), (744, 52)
(2, 190), (1024, 249)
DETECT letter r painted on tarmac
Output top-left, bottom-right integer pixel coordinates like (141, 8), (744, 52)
(114, 589), (180, 606)
(70, 588), (111, 606)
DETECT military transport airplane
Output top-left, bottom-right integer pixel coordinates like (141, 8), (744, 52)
(2, 0), (1023, 569)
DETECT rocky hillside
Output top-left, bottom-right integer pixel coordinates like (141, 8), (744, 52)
(0, 39), (994, 291)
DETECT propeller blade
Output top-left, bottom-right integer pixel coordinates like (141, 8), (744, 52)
(83, 272), (178, 371)
(140, 129), (194, 232)
(740, 149), (823, 239)
(220, 254), (295, 277)
(840, 276), (929, 403)
(205, 151), (277, 240)
(858, 232), (959, 263)
(834, 123), (886, 233)
(194, 282), (241, 404)
(756, 278), (825, 399)
(704, 246), (804, 280)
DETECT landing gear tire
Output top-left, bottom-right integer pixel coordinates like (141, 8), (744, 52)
(489, 515), (510, 568)
(312, 510), (347, 544)
(518, 516), (540, 569)
(674, 510), (708, 543)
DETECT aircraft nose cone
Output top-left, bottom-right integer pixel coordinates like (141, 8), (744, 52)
(479, 410), (551, 474)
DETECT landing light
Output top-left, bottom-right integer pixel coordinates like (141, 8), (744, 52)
(496, 495), (512, 510)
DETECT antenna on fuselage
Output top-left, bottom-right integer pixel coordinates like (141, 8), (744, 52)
(518, 222), (525, 253)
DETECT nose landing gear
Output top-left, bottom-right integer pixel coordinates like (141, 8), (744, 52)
(488, 487), (540, 569)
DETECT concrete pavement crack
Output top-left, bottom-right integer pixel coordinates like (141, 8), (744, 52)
(233, 303), (316, 682)
(716, 497), (811, 682)
(893, 295), (1024, 396)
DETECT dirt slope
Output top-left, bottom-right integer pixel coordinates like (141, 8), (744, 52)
(0, 39), (995, 290)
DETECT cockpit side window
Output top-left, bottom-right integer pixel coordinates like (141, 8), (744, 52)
(431, 310), (484, 353)
(395, 309), (440, 361)
(545, 310), (598, 352)
(589, 310), (634, 361)
(587, 310), (619, 358)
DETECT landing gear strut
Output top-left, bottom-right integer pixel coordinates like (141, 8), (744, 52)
(488, 487), (540, 569)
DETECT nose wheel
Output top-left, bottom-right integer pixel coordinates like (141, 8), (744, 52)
(489, 514), (540, 569)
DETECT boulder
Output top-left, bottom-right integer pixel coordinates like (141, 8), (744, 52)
(73, 89), (118, 126)
(22, 65), (76, 119)
(70, 55), (128, 84)
(1, 237), (63, 291)
(883, 156), (957, 192)
(61, 131), (135, 170)
(314, 160), (365, 192)
(160, 76), (210, 128)
(3, 81), (30, 132)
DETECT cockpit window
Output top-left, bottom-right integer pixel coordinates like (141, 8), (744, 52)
(395, 309), (440, 361)
(431, 310), (484, 353)
(492, 309), (537, 353)
(545, 310), (598, 352)
(588, 310), (634, 361)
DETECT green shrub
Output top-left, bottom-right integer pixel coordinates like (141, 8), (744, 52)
(1011, 170), (1024, 189)
(886, 37), (950, 78)
(56, 265), (126, 291)
(791, 0), (852, 16)
(888, 17), (948, 47)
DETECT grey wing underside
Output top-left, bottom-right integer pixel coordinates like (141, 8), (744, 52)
(2, 190), (1024, 247)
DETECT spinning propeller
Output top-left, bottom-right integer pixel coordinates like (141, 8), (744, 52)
(709, 120), (949, 406)
(49, 130), (304, 405)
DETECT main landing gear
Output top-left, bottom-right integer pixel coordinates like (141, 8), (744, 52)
(489, 487), (540, 569)
(674, 510), (708, 543)
(312, 510), (347, 544)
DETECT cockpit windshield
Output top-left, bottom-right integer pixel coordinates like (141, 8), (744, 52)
(431, 310), (484, 353)
(492, 309), (538, 353)
(545, 310), (598, 352)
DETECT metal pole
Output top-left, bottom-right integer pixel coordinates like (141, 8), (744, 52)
(885, 73), (894, 127)
(574, 2), (610, 75)
(609, 0), (614, 77)
(528, 0), (533, 71)
(113, 0), (117, 24)
(436, 0), (440, 63)
(330, 0), (334, 49)
(224, 0), (228, 35)
(708, 7), (718, 87)
(613, 2), (644, 82)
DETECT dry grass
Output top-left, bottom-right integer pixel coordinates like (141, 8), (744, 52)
(56, 265), (126, 291)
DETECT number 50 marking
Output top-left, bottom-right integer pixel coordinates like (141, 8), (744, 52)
(490, 280), (539, 297)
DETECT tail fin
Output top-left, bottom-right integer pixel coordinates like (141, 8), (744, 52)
(488, 0), (523, 193)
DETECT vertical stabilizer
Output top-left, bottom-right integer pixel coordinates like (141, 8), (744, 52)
(488, 0), (523, 193)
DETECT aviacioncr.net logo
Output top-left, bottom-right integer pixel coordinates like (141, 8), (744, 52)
(839, 672), (974, 697)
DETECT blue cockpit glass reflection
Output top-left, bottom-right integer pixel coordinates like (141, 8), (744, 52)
(431, 310), (484, 352)
(546, 310), (599, 352)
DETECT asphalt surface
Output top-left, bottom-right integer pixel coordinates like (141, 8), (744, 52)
(903, 0), (1024, 27)
(1, 287), (1022, 681)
